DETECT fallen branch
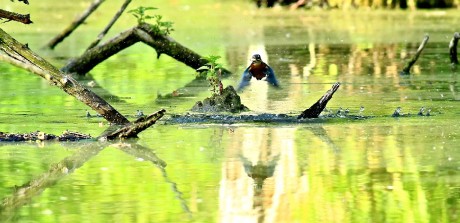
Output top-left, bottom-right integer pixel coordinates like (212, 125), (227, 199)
(61, 23), (231, 75)
(135, 23), (230, 75)
(298, 82), (341, 119)
(46, 0), (106, 49)
(86, 0), (133, 51)
(0, 28), (129, 124)
(400, 35), (429, 75)
(99, 109), (166, 140)
(61, 27), (139, 74)
(449, 32), (460, 66)
(0, 9), (32, 24)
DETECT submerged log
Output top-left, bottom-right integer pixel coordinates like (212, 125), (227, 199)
(0, 28), (130, 124)
(46, 0), (106, 49)
(400, 35), (429, 75)
(449, 32), (460, 66)
(0, 131), (92, 142)
(0, 9), (32, 24)
(61, 23), (231, 75)
(298, 82), (340, 119)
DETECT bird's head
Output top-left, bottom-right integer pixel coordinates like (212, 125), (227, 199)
(251, 54), (262, 62)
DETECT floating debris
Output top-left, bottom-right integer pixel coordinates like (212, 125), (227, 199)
(417, 107), (425, 116)
(392, 107), (402, 117)
(136, 110), (145, 117)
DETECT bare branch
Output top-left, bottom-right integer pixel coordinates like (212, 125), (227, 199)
(0, 9), (32, 24)
(46, 0), (106, 49)
(86, 0), (133, 50)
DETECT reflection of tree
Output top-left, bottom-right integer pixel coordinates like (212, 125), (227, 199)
(0, 142), (194, 221)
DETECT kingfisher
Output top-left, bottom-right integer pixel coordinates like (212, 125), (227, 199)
(237, 54), (280, 91)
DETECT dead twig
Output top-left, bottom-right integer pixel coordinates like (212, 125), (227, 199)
(0, 9), (32, 24)
(46, 0), (106, 49)
(86, 0), (133, 51)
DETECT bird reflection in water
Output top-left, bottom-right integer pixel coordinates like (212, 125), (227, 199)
(239, 154), (280, 192)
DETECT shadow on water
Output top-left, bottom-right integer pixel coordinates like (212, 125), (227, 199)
(0, 141), (191, 222)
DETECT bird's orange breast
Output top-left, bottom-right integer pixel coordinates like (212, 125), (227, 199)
(249, 63), (267, 80)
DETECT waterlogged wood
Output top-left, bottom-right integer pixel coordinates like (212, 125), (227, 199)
(46, 0), (106, 49)
(100, 109), (166, 140)
(0, 9), (32, 24)
(62, 23), (231, 75)
(0, 131), (92, 142)
(298, 82), (341, 119)
(400, 35), (429, 75)
(449, 32), (459, 66)
(86, 0), (133, 51)
(0, 28), (130, 124)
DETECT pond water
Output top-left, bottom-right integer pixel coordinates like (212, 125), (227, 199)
(1, 1), (460, 222)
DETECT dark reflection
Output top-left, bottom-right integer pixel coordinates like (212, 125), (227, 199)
(0, 141), (194, 222)
(240, 154), (279, 191)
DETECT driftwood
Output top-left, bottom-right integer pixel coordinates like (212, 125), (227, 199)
(46, 0), (106, 49)
(449, 32), (460, 66)
(0, 9), (32, 24)
(61, 23), (231, 75)
(0, 28), (129, 125)
(99, 109), (166, 140)
(298, 82), (340, 119)
(0, 142), (166, 222)
(400, 35), (429, 75)
(86, 0), (133, 51)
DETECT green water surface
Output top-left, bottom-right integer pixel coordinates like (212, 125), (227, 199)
(1, 0), (460, 222)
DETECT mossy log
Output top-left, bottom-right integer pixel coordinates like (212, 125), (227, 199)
(0, 28), (129, 125)
(61, 23), (231, 76)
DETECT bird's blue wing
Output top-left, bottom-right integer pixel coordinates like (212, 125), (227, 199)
(237, 67), (252, 91)
(265, 65), (280, 87)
